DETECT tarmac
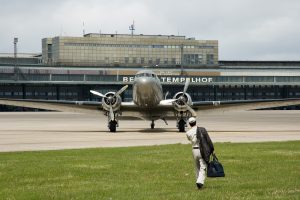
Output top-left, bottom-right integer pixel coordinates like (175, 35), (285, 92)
(0, 110), (299, 152)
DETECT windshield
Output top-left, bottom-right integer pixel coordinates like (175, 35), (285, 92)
(135, 73), (155, 78)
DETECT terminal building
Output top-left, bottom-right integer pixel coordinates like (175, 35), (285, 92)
(42, 33), (218, 67)
(0, 33), (299, 107)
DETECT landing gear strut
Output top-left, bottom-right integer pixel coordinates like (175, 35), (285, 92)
(151, 120), (155, 129)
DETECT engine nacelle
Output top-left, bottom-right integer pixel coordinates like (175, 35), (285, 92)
(102, 92), (122, 112)
(172, 92), (192, 112)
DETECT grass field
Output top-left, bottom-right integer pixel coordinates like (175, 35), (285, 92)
(0, 141), (299, 200)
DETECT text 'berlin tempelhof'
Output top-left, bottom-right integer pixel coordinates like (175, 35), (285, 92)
(123, 76), (213, 83)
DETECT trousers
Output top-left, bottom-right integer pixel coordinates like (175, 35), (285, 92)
(192, 148), (207, 184)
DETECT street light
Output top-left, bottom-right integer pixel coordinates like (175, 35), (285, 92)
(13, 37), (18, 81)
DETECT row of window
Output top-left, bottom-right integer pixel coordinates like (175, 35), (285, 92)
(64, 42), (215, 49)
(2, 91), (300, 100)
(183, 54), (215, 65)
(55, 54), (213, 65)
(0, 74), (299, 82)
(123, 57), (177, 65)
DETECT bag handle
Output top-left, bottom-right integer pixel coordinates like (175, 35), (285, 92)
(212, 153), (219, 162)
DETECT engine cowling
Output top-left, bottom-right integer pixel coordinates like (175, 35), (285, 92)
(102, 92), (122, 112)
(172, 92), (192, 112)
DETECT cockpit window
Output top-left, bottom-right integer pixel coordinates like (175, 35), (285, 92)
(135, 73), (156, 78)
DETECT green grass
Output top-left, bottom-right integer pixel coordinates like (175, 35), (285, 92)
(0, 141), (299, 200)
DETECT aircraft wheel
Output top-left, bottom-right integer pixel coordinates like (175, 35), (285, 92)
(151, 120), (155, 129)
(178, 119), (186, 132)
(109, 120), (117, 132)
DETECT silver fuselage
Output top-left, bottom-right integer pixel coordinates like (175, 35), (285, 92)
(133, 71), (163, 108)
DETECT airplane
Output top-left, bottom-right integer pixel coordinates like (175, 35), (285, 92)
(0, 69), (299, 132)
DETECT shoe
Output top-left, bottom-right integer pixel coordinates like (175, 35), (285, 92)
(196, 183), (203, 189)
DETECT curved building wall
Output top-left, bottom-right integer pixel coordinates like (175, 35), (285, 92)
(0, 65), (299, 102)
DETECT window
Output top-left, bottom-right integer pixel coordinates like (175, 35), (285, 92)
(105, 57), (109, 64)
(156, 58), (160, 64)
(164, 58), (168, 64)
(47, 44), (52, 59)
(206, 54), (214, 65)
(183, 54), (201, 65)
(125, 57), (129, 64)
(171, 58), (176, 64)
(132, 57), (137, 64)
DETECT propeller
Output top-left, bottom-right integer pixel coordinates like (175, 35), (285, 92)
(90, 85), (128, 121)
(175, 79), (190, 105)
(175, 79), (197, 116)
(90, 85), (128, 100)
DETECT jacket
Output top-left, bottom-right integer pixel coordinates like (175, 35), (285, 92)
(196, 127), (214, 164)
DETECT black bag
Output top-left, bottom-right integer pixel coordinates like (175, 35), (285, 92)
(207, 153), (225, 177)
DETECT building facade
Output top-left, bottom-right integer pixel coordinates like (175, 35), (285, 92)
(42, 34), (218, 67)
(0, 34), (299, 109)
(0, 62), (299, 103)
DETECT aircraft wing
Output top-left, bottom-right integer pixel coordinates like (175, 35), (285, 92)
(191, 98), (300, 112)
(0, 98), (299, 117)
(0, 98), (142, 116)
(0, 98), (102, 114)
(118, 98), (300, 120)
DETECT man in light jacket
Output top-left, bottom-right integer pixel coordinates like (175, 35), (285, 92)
(186, 117), (214, 189)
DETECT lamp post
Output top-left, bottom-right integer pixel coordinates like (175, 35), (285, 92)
(14, 37), (18, 81)
(180, 44), (184, 75)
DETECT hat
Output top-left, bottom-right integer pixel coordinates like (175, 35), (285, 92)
(188, 117), (196, 124)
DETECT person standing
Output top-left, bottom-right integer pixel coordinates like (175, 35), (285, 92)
(186, 117), (214, 189)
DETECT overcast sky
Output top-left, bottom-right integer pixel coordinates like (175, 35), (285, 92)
(0, 0), (300, 60)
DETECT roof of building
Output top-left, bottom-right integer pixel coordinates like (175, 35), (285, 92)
(219, 60), (300, 66)
(83, 33), (187, 40)
(0, 53), (41, 58)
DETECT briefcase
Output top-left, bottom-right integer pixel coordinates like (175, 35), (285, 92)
(207, 153), (225, 177)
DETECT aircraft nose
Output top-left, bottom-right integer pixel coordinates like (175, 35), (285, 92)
(133, 76), (160, 107)
(136, 77), (153, 93)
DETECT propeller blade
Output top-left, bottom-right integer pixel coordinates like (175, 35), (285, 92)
(160, 99), (176, 105)
(164, 91), (169, 100)
(90, 90), (106, 98)
(183, 79), (190, 95)
(109, 106), (115, 121)
(183, 101), (197, 117)
(114, 85), (128, 97)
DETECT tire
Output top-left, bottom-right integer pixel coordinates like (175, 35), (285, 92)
(178, 119), (186, 132)
(109, 121), (117, 132)
(179, 125), (185, 132)
(151, 123), (155, 129)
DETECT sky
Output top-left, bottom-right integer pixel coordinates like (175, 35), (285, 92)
(0, 0), (300, 60)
